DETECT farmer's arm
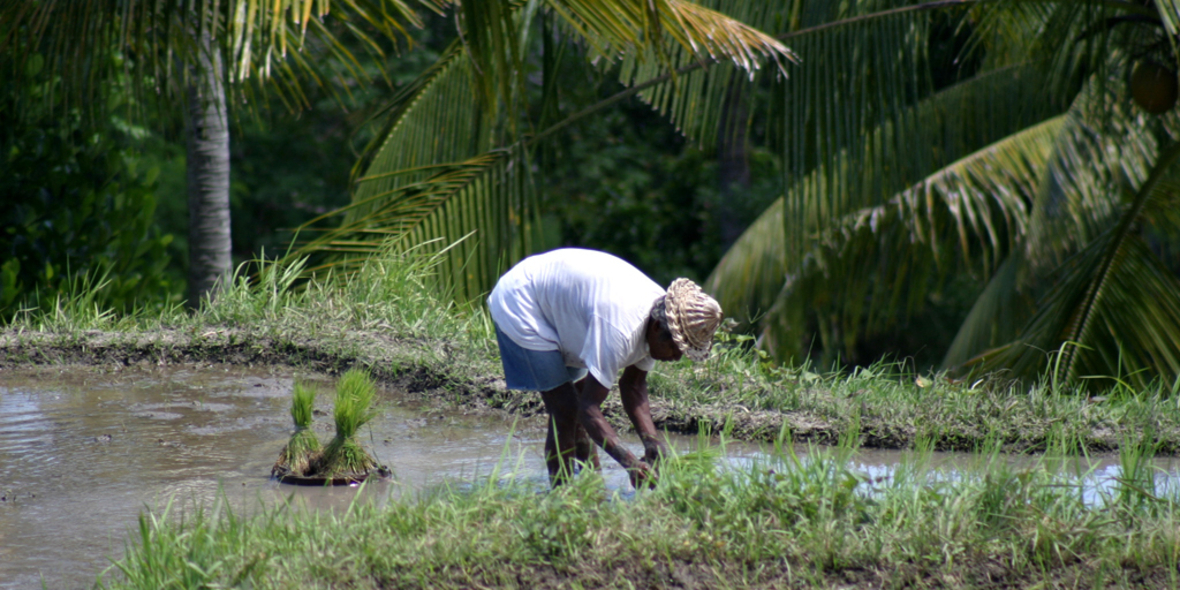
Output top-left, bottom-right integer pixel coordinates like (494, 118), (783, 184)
(619, 365), (667, 465)
(577, 375), (652, 484)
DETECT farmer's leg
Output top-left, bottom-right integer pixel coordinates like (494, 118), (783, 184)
(492, 324), (587, 485)
(540, 381), (579, 486)
(571, 378), (600, 471)
(574, 423), (601, 471)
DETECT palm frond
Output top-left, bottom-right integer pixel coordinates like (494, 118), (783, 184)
(452, 0), (530, 118)
(779, 43), (1074, 273)
(291, 0), (799, 303)
(1024, 74), (1180, 268)
(288, 146), (537, 301)
(560, 0), (795, 74)
(777, 66), (1061, 277)
(972, 1), (1158, 103)
(710, 112), (1064, 362)
(399, 144), (538, 301)
(939, 253), (1035, 370)
(436, 0), (796, 127)
(1, 0), (422, 121)
(704, 196), (786, 331)
(285, 33), (537, 301)
(962, 142), (1180, 388)
(613, 5), (1067, 304)
(612, 0), (799, 152)
(347, 41), (492, 222)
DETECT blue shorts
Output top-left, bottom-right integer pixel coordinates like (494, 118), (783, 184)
(494, 325), (587, 391)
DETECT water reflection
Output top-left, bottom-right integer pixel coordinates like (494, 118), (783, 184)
(844, 452), (1180, 507)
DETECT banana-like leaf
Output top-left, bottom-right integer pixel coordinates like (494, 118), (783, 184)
(962, 143), (1180, 388)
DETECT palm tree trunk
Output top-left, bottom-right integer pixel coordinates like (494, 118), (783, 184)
(185, 31), (232, 308)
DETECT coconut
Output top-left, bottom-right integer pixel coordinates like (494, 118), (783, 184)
(273, 381), (323, 477)
(1131, 60), (1178, 115)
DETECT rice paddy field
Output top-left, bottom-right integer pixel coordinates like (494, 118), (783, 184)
(4, 252), (1180, 589)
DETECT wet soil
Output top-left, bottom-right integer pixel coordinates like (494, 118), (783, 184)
(381, 556), (1176, 590)
(2, 328), (1159, 459)
(0, 329), (872, 453)
(0, 328), (797, 445)
(0, 362), (770, 589)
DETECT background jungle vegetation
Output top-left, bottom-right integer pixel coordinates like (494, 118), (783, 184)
(9, 1), (1180, 389)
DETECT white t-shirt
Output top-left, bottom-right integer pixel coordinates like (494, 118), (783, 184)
(488, 249), (666, 387)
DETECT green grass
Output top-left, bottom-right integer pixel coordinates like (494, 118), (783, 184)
(98, 433), (1180, 589)
(645, 338), (1180, 455)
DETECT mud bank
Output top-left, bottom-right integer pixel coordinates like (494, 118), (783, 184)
(0, 328), (834, 445)
(1, 327), (1176, 456)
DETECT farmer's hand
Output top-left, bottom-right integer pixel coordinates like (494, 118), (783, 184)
(642, 436), (667, 467)
(628, 460), (657, 490)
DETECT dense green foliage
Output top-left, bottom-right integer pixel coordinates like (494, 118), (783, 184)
(0, 52), (177, 321)
(16, 1), (1180, 388)
(279, 0), (1180, 390)
(537, 81), (782, 287)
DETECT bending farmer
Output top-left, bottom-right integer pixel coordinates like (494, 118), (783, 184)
(488, 248), (723, 488)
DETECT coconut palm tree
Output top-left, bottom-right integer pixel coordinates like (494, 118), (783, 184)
(2, 0), (422, 307)
(703, 0), (1180, 390)
(298, 0), (1180, 390)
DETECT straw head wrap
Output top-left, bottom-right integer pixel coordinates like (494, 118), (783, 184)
(663, 278), (723, 362)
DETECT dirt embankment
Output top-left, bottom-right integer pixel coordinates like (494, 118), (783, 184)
(3, 328), (1174, 456)
(0, 328), (833, 444)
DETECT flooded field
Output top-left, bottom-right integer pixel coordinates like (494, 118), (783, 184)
(1, 364), (1178, 589)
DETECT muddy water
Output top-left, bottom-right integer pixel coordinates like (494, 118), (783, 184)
(1, 364), (675, 589)
(1, 365), (1178, 590)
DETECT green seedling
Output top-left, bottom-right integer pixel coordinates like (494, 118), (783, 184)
(319, 368), (380, 477)
(273, 381), (322, 477)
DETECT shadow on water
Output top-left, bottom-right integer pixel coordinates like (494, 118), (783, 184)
(1, 364), (1178, 589)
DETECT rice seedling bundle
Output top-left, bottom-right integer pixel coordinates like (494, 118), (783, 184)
(273, 381), (323, 476)
(320, 368), (380, 477)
